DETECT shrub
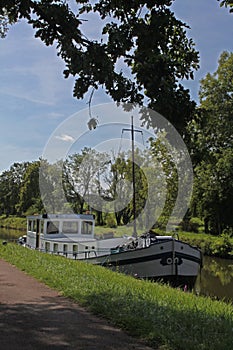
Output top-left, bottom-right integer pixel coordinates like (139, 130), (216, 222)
(180, 217), (203, 233)
(105, 214), (117, 228)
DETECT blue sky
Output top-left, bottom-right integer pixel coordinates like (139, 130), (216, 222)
(0, 0), (232, 173)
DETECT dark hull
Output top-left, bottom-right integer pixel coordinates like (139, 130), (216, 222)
(84, 239), (202, 290)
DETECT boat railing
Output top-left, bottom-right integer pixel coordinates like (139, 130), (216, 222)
(34, 247), (113, 259)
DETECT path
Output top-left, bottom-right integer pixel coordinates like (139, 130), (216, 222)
(0, 259), (154, 350)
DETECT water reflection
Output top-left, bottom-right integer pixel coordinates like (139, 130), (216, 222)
(0, 228), (22, 242)
(195, 256), (233, 302)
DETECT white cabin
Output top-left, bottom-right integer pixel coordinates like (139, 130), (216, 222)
(26, 213), (98, 258)
(26, 214), (129, 259)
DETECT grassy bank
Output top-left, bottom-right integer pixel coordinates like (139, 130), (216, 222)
(1, 242), (233, 350)
(177, 231), (233, 259)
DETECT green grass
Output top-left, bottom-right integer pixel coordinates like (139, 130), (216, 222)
(1, 242), (233, 350)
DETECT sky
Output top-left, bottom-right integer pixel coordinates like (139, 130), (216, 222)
(0, 0), (232, 173)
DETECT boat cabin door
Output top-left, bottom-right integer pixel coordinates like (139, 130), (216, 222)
(36, 219), (40, 249)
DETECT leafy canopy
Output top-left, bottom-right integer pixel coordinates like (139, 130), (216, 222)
(188, 52), (233, 234)
(218, 0), (233, 12)
(0, 0), (199, 131)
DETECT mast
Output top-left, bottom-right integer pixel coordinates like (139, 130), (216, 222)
(122, 116), (143, 239)
(131, 116), (137, 238)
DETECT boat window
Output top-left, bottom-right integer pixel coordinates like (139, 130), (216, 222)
(53, 243), (58, 253)
(73, 245), (78, 253)
(46, 221), (59, 234)
(45, 242), (50, 252)
(28, 220), (32, 231)
(81, 221), (93, 235)
(62, 221), (78, 233)
(32, 220), (37, 232)
(28, 220), (36, 231)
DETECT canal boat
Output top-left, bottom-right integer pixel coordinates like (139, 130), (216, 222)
(19, 213), (202, 289)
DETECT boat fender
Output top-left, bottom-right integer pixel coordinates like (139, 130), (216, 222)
(145, 237), (151, 247)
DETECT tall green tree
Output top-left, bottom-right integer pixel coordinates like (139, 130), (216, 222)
(149, 132), (180, 229)
(63, 148), (109, 220)
(39, 159), (67, 214)
(107, 149), (147, 227)
(0, 162), (29, 215)
(103, 154), (128, 226)
(188, 52), (233, 234)
(17, 161), (43, 215)
(0, 0), (199, 132)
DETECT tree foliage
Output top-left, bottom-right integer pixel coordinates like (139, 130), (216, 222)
(39, 159), (66, 214)
(188, 52), (233, 234)
(0, 139), (180, 230)
(149, 132), (178, 227)
(0, 0), (199, 131)
(17, 161), (43, 215)
(218, 0), (233, 12)
(63, 147), (110, 224)
(0, 162), (29, 215)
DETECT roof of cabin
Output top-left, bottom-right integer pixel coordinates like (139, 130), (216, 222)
(27, 214), (95, 221)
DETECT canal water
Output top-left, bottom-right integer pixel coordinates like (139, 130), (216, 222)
(195, 255), (233, 302)
(0, 228), (22, 242)
(1, 229), (233, 302)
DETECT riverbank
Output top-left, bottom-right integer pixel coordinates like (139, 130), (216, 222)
(1, 242), (233, 350)
(1, 215), (233, 260)
(0, 215), (26, 231)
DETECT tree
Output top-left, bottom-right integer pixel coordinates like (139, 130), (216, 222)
(104, 153), (129, 226)
(0, 0), (199, 132)
(39, 159), (68, 214)
(188, 52), (233, 234)
(17, 161), (43, 215)
(107, 149), (148, 227)
(0, 162), (29, 215)
(192, 151), (233, 234)
(63, 148), (109, 220)
(149, 132), (180, 229)
(218, 0), (233, 12)
(0, 13), (8, 38)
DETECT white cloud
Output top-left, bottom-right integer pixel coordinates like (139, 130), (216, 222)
(55, 134), (75, 142)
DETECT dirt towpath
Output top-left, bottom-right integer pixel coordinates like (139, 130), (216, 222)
(0, 259), (154, 350)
